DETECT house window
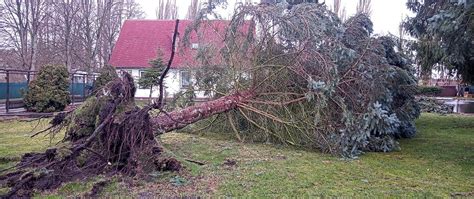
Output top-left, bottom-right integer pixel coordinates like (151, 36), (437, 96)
(191, 43), (199, 49)
(138, 70), (147, 89)
(180, 70), (191, 88)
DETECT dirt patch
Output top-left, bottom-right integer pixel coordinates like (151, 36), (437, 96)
(86, 180), (110, 197)
(223, 159), (237, 167)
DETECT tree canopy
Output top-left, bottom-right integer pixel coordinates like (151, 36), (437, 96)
(404, 0), (474, 83)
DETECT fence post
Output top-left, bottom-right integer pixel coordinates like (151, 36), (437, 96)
(82, 74), (86, 100)
(71, 74), (75, 105)
(5, 70), (10, 113)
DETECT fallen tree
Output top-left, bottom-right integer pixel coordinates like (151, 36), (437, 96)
(0, 18), (183, 198)
(0, 3), (420, 197)
(186, 3), (420, 154)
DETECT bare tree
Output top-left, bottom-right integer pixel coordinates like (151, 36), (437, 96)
(0, 0), (48, 70)
(356, 0), (372, 16)
(122, 0), (145, 19)
(186, 0), (201, 19)
(74, 0), (116, 71)
(0, 0), (144, 71)
(100, 0), (144, 65)
(156, 0), (178, 19)
(2, 0), (30, 69)
(331, 0), (347, 21)
(27, 0), (48, 71)
(51, 0), (80, 70)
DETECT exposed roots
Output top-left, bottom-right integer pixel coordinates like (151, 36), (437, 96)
(0, 74), (181, 198)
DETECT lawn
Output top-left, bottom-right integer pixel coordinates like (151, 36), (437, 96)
(0, 113), (473, 197)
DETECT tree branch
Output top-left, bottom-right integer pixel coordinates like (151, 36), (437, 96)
(154, 19), (180, 109)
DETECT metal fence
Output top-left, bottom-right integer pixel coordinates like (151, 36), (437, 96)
(0, 69), (98, 113)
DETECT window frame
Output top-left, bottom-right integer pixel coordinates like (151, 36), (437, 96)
(138, 70), (147, 89)
(180, 70), (191, 89)
(139, 70), (146, 78)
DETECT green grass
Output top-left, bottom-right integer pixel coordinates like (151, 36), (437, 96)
(0, 114), (472, 197)
(0, 119), (62, 170)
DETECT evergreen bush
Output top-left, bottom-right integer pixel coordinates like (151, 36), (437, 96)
(24, 65), (71, 112)
(93, 65), (119, 92)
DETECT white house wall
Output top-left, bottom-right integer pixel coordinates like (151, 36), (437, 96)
(117, 69), (207, 99)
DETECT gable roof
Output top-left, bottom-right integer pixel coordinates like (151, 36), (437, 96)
(109, 19), (231, 69)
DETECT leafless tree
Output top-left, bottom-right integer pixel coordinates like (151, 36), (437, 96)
(356, 0), (372, 16)
(0, 0), (144, 71)
(51, 0), (80, 70)
(186, 0), (201, 19)
(122, 0), (145, 19)
(156, 0), (178, 20)
(100, 0), (124, 66)
(331, 0), (347, 21)
(0, 0), (48, 70)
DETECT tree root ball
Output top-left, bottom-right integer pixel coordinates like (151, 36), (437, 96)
(0, 73), (181, 198)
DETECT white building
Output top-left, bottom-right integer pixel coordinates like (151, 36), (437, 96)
(109, 20), (229, 99)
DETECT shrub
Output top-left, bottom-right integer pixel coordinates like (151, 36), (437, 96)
(417, 86), (443, 96)
(93, 65), (118, 92)
(417, 97), (454, 114)
(138, 56), (165, 101)
(24, 65), (71, 112)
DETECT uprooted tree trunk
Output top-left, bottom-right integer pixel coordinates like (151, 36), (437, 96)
(152, 90), (255, 132)
(0, 73), (254, 198)
(0, 18), (259, 198)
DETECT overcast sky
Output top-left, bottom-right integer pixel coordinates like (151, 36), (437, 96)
(138, 0), (412, 35)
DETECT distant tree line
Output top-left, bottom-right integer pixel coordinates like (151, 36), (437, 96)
(0, 0), (144, 72)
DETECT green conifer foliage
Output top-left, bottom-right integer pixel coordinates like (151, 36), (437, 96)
(24, 65), (71, 112)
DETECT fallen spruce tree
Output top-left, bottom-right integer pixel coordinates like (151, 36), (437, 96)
(0, 3), (419, 197)
(185, 3), (420, 155)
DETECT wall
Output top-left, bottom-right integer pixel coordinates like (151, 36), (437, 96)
(117, 68), (208, 99)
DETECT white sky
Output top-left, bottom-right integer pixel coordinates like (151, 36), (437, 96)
(138, 0), (412, 35)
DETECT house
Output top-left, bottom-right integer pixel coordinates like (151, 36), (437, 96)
(109, 19), (230, 99)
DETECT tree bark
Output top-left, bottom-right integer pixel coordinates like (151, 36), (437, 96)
(152, 90), (255, 133)
(149, 86), (153, 103)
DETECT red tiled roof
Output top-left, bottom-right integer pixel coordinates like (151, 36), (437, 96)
(109, 20), (233, 69)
